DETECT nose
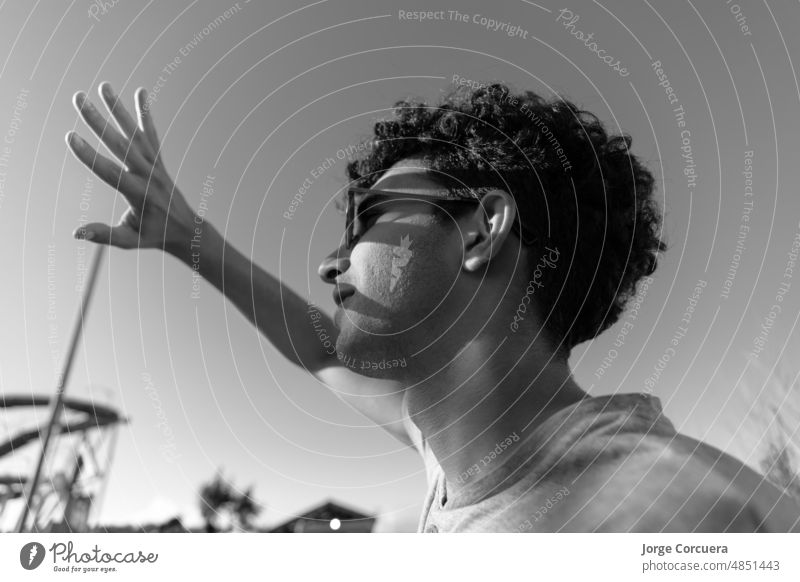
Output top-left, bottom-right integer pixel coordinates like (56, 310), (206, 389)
(318, 244), (351, 284)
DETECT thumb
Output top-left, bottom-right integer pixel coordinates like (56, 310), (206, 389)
(74, 222), (140, 249)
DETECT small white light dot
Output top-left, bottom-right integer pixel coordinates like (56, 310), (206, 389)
(329, 518), (341, 530)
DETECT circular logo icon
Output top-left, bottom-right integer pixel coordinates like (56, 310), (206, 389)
(20, 542), (46, 570)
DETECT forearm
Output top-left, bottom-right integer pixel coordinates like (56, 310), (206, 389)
(168, 219), (337, 372)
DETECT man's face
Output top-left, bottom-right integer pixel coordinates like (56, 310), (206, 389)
(318, 159), (468, 378)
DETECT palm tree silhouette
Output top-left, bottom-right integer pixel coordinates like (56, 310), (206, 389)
(199, 470), (262, 532)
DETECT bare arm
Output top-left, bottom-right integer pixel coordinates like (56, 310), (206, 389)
(66, 82), (411, 447)
(169, 218), (334, 373)
(169, 220), (413, 447)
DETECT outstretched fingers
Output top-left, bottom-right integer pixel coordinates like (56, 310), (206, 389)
(135, 88), (164, 166)
(65, 131), (145, 205)
(99, 82), (161, 166)
(72, 90), (150, 174)
(98, 82), (138, 141)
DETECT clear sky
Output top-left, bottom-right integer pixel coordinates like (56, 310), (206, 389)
(0, 0), (798, 531)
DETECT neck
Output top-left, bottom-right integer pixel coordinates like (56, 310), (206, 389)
(404, 331), (587, 500)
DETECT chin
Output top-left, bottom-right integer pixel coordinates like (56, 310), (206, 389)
(334, 313), (413, 378)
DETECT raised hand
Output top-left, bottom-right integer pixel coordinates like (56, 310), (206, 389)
(66, 82), (195, 253)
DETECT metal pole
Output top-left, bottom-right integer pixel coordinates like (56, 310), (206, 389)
(16, 245), (106, 532)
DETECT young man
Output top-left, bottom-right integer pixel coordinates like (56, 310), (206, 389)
(67, 81), (800, 532)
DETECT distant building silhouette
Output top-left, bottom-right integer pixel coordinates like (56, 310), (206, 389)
(91, 515), (189, 533)
(268, 500), (375, 533)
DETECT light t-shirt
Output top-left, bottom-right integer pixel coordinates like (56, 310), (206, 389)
(401, 392), (800, 532)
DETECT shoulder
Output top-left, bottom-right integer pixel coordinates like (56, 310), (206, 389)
(558, 429), (800, 532)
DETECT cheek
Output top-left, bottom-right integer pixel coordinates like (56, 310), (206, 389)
(362, 247), (394, 301)
(356, 231), (458, 314)
(336, 228), (460, 359)
(390, 239), (454, 304)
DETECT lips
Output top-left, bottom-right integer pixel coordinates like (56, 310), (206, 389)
(333, 285), (356, 307)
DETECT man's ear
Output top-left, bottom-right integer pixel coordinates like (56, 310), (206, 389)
(462, 189), (517, 272)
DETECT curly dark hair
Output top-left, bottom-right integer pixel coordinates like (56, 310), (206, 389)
(344, 83), (667, 358)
